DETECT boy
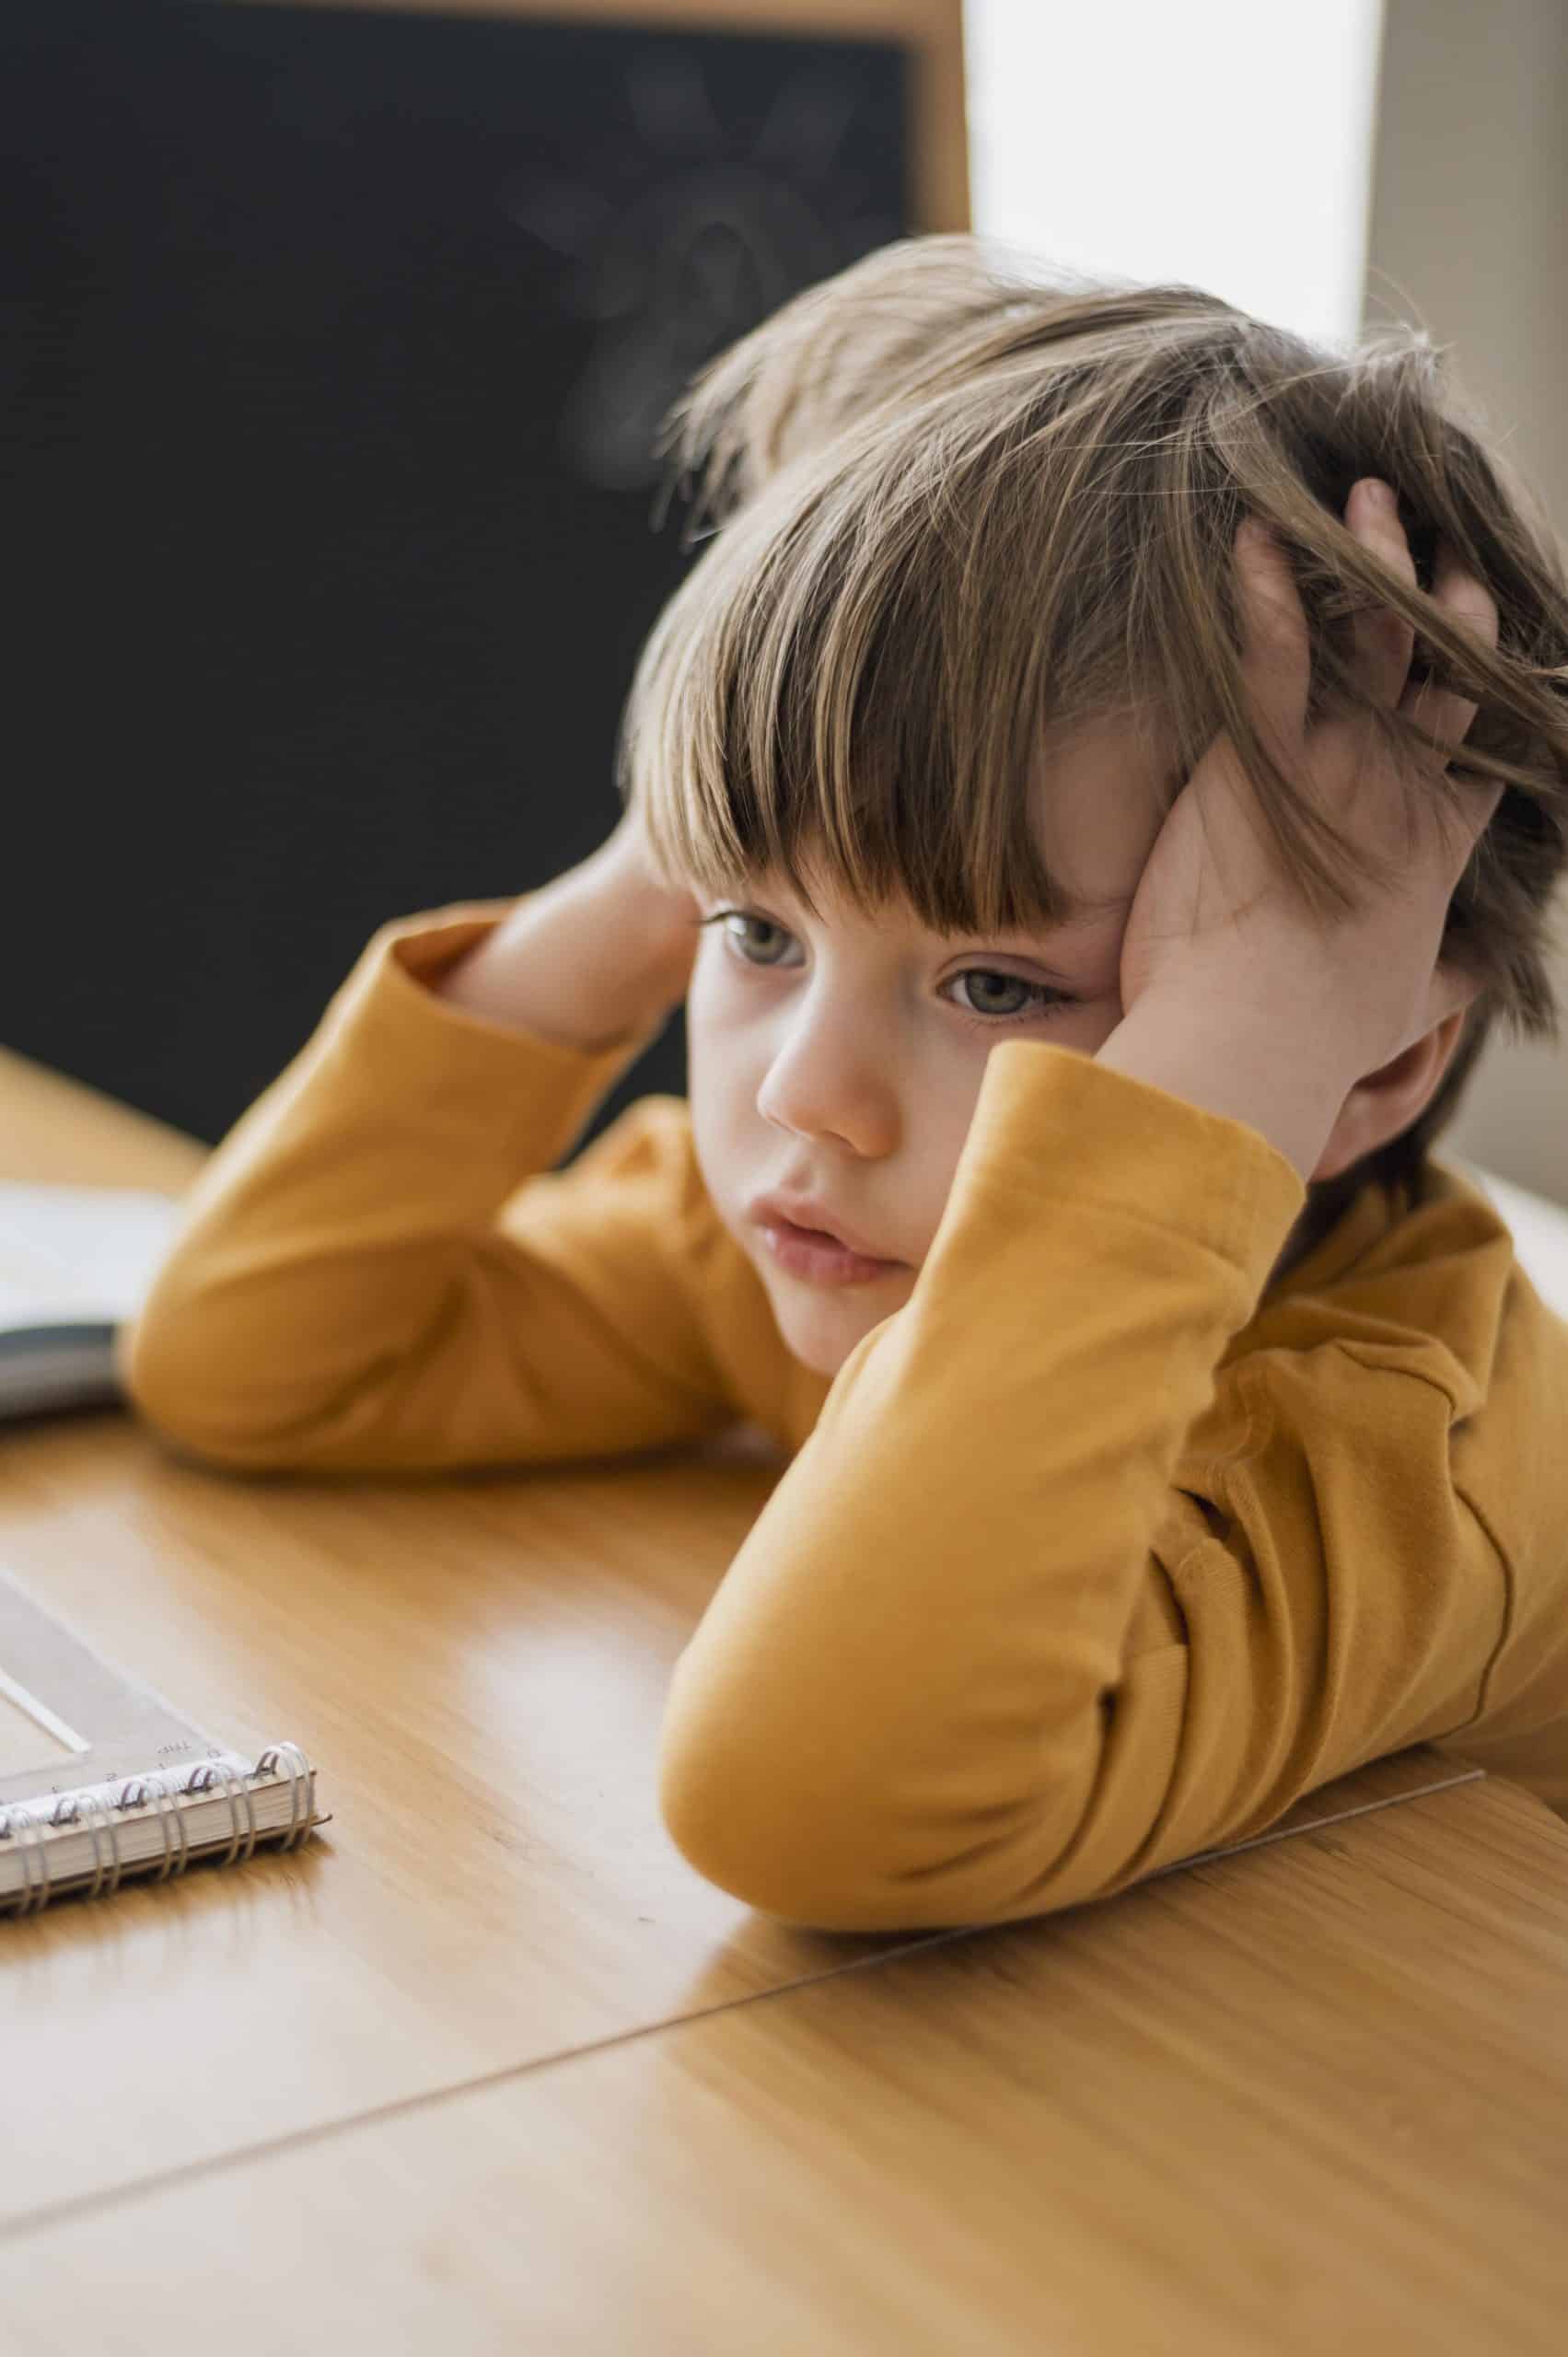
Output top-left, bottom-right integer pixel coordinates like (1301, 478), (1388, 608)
(121, 237), (1568, 1933)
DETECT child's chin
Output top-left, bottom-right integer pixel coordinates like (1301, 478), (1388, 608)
(772, 1289), (899, 1379)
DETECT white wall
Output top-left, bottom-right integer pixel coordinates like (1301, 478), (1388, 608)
(963, 0), (1385, 345)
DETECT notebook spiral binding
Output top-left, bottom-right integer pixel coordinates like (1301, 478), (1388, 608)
(0, 1741), (320, 1917)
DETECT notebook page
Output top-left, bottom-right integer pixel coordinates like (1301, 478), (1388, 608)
(0, 1182), (186, 1329)
(0, 1562), (230, 1808)
(0, 1669), (84, 1780)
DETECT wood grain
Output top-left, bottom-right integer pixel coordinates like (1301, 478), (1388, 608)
(1, 1392), (1503, 2224)
(10, 1774), (1567, 2354)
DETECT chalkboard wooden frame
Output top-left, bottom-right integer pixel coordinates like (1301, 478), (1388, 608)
(232, 0), (971, 236)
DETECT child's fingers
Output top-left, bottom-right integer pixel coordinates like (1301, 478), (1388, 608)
(1345, 478), (1418, 706)
(1233, 517), (1311, 754)
(1397, 537), (1500, 765)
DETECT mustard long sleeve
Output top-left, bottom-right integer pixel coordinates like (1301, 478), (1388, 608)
(658, 1037), (1568, 1931)
(655, 1032), (1565, 1933)
(121, 905), (1568, 1931)
(118, 900), (738, 1471)
(660, 1039), (1305, 1925)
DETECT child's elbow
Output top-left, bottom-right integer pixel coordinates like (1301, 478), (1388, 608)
(658, 1736), (964, 1936)
(659, 1788), (873, 1932)
(116, 1317), (288, 1472)
(656, 1724), (845, 1928)
(657, 1697), (1106, 1935)
(117, 1316), (205, 1451)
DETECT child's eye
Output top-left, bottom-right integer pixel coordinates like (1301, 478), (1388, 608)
(697, 910), (1076, 1028)
(947, 970), (1071, 1024)
(700, 910), (793, 965)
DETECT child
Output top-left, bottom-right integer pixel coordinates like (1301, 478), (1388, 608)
(120, 235), (1568, 1933)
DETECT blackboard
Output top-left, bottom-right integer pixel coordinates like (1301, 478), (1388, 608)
(3, 0), (912, 1152)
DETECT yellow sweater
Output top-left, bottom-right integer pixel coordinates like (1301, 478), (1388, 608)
(118, 900), (1568, 1932)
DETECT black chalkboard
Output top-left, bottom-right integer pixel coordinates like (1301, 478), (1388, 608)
(3, 0), (912, 1153)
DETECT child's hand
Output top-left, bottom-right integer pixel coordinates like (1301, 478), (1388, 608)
(586, 801), (708, 1012)
(435, 803), (704, 1049)
(1115, 480), (1502, 1087)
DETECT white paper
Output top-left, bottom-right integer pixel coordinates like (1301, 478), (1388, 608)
(0, 1182), (186, 1329)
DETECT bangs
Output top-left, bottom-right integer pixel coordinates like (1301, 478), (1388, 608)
(617, 387), (1162, 941)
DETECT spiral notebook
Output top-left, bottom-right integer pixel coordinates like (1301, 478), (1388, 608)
(0, 1563), (325, 1916)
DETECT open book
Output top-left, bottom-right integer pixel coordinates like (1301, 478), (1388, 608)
(0, 1180), (187, 1421)
(0, 1563), (324, 1916)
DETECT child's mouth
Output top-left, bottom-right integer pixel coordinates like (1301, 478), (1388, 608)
(759, 1218), (906, 1287)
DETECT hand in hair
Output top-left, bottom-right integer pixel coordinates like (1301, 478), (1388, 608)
(1112, 478), (1502, 1098)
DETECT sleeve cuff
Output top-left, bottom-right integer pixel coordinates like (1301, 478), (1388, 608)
(956, 1039), (1308, 1295)
(314, 898), (672, 1164)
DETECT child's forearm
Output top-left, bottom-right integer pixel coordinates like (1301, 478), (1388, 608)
(117, 894), (670, 1473)
(658, 1033), (1310, 1931)
(432, 852), (692, 1054)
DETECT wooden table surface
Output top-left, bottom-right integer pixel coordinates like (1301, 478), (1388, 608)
(6, 1039), (1568, 2353)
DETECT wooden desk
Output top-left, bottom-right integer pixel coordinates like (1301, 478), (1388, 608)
(12, 1776), (1568, 2357)
(6, 1041), (1568, 2350)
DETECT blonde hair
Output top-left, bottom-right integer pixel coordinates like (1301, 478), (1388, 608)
(616, 233), (1568, 1202)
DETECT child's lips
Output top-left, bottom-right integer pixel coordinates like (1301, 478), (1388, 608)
(749, 1191), (899, 1262)
(758, 1217), (908, 1287)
